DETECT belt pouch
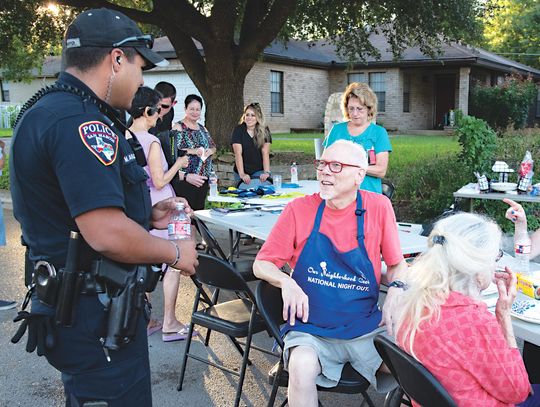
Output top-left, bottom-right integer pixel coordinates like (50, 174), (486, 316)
(144, 265), (162, 293)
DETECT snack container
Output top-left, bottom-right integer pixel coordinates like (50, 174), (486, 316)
(516, 272), (540, 300)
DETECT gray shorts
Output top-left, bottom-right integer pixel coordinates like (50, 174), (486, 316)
(283, 328), (397, 393)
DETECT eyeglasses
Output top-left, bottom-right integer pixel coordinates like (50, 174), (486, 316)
(314, 159), (363, 173)
(113, 34), (154, 49)
(347, 106), (367, 113)
(496, 249), (504, 262)
(146, 106), (161, 116)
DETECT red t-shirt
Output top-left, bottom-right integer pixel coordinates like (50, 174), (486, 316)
(256, 191), (403, 283)
(399, 291), (530, 407)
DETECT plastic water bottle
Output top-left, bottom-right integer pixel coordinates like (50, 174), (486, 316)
(209, 171), (218, 197)
(290, 162), (298, 184)
(515, 230), (532, 275)
(168, 202), (191, 240)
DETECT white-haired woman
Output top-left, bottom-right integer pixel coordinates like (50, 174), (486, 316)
(231, 102), (272, 185)
(394, 213), (536, 406)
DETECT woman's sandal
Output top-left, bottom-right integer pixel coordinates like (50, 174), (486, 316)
(147, 320), (162, 337)
(162, 324), (199, 342)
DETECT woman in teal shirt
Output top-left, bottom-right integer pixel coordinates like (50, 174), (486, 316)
(323, 82), (392, 193)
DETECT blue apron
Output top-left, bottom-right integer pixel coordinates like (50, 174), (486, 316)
(282, 192), (381, 340)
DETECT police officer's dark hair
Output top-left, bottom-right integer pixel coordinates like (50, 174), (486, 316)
(62, 47), (138, 72)
(155, 82), (176, 100)
(184, 94), (203, 109)
(129, 86), (163, 119)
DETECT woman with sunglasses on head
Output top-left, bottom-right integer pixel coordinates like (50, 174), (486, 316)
(323, 82), (392, 194)
(172, 94), (216, 211)
(129, 86), (194, 342)
(231, 102), (272, 185)
(392, 212), (537, 406)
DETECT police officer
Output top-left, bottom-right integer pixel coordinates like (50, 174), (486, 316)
(9, 8), (198, 407)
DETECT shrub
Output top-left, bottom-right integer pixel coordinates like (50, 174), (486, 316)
(455, 115), (497, 173)
(0, 153), (9, 190)
(470, 75), (537, 130)
(391, 153), (471, 223)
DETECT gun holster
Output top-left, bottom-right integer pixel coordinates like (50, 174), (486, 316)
(102, 265), (148, 351)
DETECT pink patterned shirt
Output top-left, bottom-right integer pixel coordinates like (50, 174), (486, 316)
(399, 291), (530, 406)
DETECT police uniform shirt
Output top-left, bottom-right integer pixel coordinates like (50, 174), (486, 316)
(10, 72), (151, 267)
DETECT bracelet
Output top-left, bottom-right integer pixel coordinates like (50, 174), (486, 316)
(388, 280), (408, 290)
(168, 241), (180, 268)
(178, 171), (185, 181)
(264, 171), (271, 175)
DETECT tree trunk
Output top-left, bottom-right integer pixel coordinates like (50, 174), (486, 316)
(202, 75), (246, 149)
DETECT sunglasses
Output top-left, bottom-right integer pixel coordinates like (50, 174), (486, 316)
(113, 34), (154, 49)
(314, 159), (363, 173)
(496, 249), (504, 262)
(160, 101), (176, 109)
(146, 106), (161, 116)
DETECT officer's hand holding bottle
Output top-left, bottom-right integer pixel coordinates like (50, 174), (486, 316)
(151, 197), (192, 229)
(152, 197), (198, 276)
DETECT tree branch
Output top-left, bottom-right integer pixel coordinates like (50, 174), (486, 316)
(55, 0), (157, 25)
(154, 0), (211, 43)
(208, 0), (238, 42)
(238, 0), (298, 65)
(166, 31), (207, 93)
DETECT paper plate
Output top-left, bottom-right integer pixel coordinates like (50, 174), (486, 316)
(491, 182), (517, 192)
(511, 299), (540, 324)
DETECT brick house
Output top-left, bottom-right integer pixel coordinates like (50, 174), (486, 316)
(3, 33), (540, 133)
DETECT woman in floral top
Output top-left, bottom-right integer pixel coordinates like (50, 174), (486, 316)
(172, 94), (216, 210)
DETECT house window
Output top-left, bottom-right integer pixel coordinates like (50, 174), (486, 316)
(403, 74), (411, 113)
(369, 72), (386, 112)
(270, 71), (283, 114)
(348, 73), (365, 84)
(0, 81), (10, 102)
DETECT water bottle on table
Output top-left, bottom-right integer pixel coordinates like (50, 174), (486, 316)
(290, 162), (298, 184)
(168, 202), (191, 240)
(515, 230), (532, 275)
(209, 171), (218, 197)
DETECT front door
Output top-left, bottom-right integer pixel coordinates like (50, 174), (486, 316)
(434, 75), (456, 129)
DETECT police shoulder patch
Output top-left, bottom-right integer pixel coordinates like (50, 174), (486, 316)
(78, 121), (118, 165)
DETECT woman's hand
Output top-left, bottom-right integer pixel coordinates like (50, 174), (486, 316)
(196, 147), (204, 157)
(495, 266), (517, 317)
(260, 172), (270, 182)
(503, 198), (526, 225)
(151, 197), (192, 230)
(185, 173), (208, 188)
(176, 156), (189, 168)
(239, 173), (251, 185)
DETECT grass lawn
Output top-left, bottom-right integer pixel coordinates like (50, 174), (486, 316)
(272, 134), (461, 165)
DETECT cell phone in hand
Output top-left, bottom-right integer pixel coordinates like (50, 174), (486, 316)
(177, 149), (187, 157)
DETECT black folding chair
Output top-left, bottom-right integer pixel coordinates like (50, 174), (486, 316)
(255, 280), (376, 407)
(195, 219), (258, 345)
(373, 335), (457, 407)
(381, 180), (395, 201)
(196, 218), (256, 280)
(178, 254), (273, 407)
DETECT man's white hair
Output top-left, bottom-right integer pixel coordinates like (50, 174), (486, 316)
(325, 139), (368, 169)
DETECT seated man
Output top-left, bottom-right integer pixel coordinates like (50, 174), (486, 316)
(253, 140), (407, 406)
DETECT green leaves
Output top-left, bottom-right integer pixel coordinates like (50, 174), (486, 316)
(470, 75), (537, 130)
(456, 115), (497, 173)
